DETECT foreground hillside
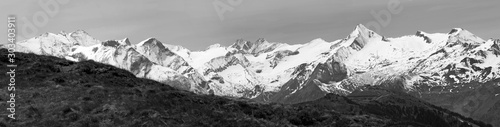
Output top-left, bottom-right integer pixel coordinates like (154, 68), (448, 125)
(0, 49), (491, 127)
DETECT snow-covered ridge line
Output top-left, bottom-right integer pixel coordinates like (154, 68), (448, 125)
(3, 24), (499, 103)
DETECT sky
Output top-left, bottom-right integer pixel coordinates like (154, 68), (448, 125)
(1, 0), (499, 51)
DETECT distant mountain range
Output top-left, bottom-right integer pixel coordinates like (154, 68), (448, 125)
(0, 48), (491, 126)
(2, 24), (499, 126)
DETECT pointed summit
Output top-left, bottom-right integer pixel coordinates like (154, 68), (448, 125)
(138, 37), (158, 45)
(256, 38), (266, 43)
(448, 28), (463, 35)
(120, 38), (131, 45)
(230, 39), (249, 49)
(136, 37), (176, 55)
(348, 24), (381, 39)
(134, 38), (196, 78)
(67, 30), (100, 46)
(344, 24), (383, 50)
(447, 28), (482, 41)
(355, 24), (369, 31)
(138, 38), (157, 46)
(137, 38), (166, 49)
(446, 28), (484, 46)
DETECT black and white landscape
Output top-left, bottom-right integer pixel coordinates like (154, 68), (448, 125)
(1, 24), (499, 126)
(1, 0), (500, 127)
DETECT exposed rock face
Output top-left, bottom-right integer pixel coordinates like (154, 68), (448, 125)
(67, 30), (101, 46)
(230, 38), (284, 56)
(492, 39), (500, 56)
(316, 59), (348, 82)
(203, 54), (250, 75)
(266, 50), (299, 68)
(416, 31), (433, 43)
(135, 38), (191, 73)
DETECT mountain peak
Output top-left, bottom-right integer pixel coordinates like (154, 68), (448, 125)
(356, 24), (368, 30)
(230, 39), (252, 50)
(138, 37), (158, 45)
(348, 24), (381, 39)
(342, 24), (383, 50)
(69, 29), (92, 37)
(446, 28), (484, 45)
(121, 38), (131, 45)
(448, 28), (463, 35)
(137, 37), (167, 50)
(231, 38), (248, 46)
(354, 24), (372, 33)
(6, 26), (500, 126)
(67, 29), (100, 46)
(448, 28), (483, 41)
(256, 38), (267, 43)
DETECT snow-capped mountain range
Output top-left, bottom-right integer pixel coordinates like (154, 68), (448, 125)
(3, 24), (499, 103)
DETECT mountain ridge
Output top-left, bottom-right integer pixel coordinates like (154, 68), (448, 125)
(3, 24), (499, 126)
(1, 48), (491, 126)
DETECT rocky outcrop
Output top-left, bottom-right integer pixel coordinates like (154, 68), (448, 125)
(266, 50), (299, 68)
(416, 31), (433, 43)
(492, 39), (500, 56)
(67, 30), (101, 46)
(230, 38), (284, 56)
(135, 38), (191, 73)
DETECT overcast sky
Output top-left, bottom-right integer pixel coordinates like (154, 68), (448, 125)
(1, 0), (499, 51)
